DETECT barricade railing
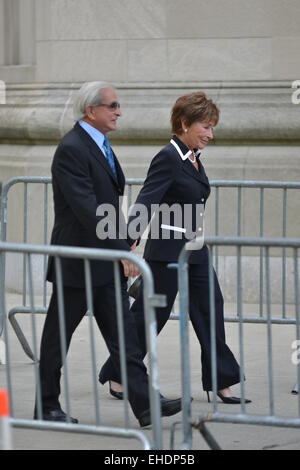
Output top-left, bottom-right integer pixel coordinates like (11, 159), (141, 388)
(173, 236), (300, 450)
(1, 177), (300, 448)
(2, 177), (300, 361)
(0, 241), (165, 450)
(0, 177), (52, 355)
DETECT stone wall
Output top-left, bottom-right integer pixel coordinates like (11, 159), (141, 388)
(1, 0), (300, 83)
(0, 0), (300, 302)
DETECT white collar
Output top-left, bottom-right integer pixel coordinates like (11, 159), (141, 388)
(79, 120), (105, 149)
(170, 139), (192, 161)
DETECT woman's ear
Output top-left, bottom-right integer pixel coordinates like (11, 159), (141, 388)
(180, 118), (188, 133)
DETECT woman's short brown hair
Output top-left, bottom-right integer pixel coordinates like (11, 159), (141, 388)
(171, 92), (219, 134)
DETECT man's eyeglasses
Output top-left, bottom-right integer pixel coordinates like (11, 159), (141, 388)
(96, 102), (121, 110)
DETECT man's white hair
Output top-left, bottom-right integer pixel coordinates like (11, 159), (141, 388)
(73, 81), (113, 121)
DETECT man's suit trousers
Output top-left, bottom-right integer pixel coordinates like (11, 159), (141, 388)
(38, 278), (150, 418)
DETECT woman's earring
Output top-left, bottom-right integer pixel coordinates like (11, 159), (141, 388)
(184, 128), (187, 133)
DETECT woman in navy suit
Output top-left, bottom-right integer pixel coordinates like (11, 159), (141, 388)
(100, 92), (251, 404)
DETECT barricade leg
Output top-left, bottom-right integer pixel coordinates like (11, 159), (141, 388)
(195, 418), (221, 451)
(0, 389), (12, 450)
(8, 307), (43, 361)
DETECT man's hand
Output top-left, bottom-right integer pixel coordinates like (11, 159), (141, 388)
(121, 259), (140, 278)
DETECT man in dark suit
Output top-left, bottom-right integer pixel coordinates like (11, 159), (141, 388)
(35, 82), (182, 427)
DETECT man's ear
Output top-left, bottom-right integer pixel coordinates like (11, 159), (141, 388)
(85, 105), (95, 121)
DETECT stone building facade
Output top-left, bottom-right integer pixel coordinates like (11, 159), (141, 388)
(0, 0), (300, 300)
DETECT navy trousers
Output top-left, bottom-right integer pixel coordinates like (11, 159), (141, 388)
(100, 260), (241, 392)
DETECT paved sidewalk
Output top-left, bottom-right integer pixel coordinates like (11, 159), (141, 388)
(1, 293), (300, 450)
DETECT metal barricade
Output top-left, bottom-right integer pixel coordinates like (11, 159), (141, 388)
(1, 177), (300, 391)
(0, 177), (52, 360)
(0, 241), (165, 449)
(173, 236), (300, 450)
(129, 179), (300, 324)
(1, 176), (300, 448)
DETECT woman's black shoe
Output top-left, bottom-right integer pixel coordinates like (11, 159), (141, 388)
(207, 391), (251, 404)
(109, 383), (123, 400)
(108, 386), (185, 404)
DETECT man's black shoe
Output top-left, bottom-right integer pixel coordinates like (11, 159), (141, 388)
(138, 398), (182, 428)
(34, 409), (78, 424)
(161, 397), (182, 415)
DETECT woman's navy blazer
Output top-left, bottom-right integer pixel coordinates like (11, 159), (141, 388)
(128, 135), (211, 264)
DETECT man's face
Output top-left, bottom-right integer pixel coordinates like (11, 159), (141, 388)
(86, 87), (122, 134)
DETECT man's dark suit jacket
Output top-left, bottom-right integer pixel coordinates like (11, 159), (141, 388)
(47, 122), (130, 288)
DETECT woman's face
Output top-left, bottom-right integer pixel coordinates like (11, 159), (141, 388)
(181, 120), (215, 149)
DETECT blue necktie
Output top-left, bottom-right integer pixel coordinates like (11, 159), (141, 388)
(103, 136), (117, 179)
